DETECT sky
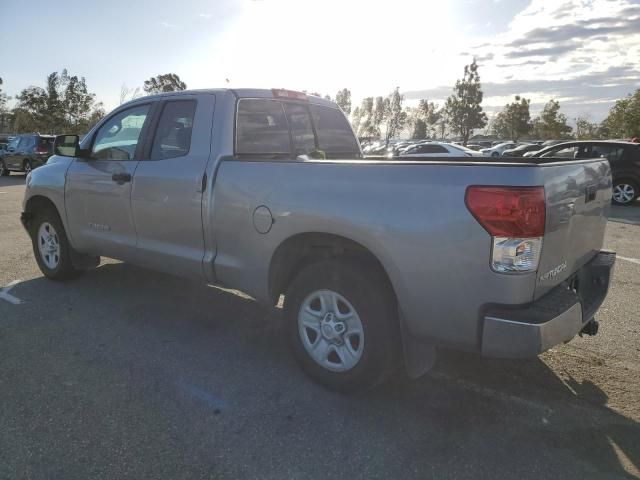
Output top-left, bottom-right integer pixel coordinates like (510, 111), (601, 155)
(1, 0), (639, 123)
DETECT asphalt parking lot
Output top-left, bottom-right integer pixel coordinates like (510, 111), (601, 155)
(1, 174), (639, 480)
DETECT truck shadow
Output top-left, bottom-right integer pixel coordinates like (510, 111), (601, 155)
(609, 202), (640, 226)
(0, 175), (27, 187)
(7, 262), (640, 479)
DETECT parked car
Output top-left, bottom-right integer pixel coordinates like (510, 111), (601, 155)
(480, 142), (522, 157)
(532, 140), (640, 205)
(466, 144), (483, 151)
(0, 134), (56, 176)
(502, 144), (544, 157)
(22, 88), (615, 391)
(397, 141), (483, 158)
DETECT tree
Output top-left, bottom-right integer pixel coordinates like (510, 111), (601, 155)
(601, 89), (640, 138)
(14, 69), (104, 134)
(371, 96), (386, 137)
(143, 73), (187, 94)
(335, 88), (351, 115)
(356, 97), (374, 137)
(406, 99), (440, 139)
(445, 60), (488, 145)
(383, 87), (407, 143)
(532, 99), (572, 139)
(0, 77), (12, 132)
(120, 84), (142, 105)
(576, 115), (602, 139)
(350, 106), (362, 136)
(435, 107), (448, 140)
(492, 96), (531, 141)
(412, 119), (427, 139)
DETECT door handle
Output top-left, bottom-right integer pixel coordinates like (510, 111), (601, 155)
(112, 172), (132, 184)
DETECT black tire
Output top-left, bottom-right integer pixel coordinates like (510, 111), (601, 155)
(23, 159), (33, 175)
(612, 179), (638, 206)
(284, 258), (399, 392)
(491, 152), (500, 157)
(29, 206), (83, 280)
(0, 160), (9, 176)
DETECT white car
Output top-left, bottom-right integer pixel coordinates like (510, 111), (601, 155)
(480, 142), (522, 157)
(398, 142), (484, 158)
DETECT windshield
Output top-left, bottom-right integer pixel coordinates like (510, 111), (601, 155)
(448, 144), (477, 153)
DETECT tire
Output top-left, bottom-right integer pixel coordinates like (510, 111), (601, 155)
(284, 258), (399, 392)
(29, 206), (83, 280)
(612, 179), (638, 206)
(23, 159), (33, 175)
(491, 152), (500, 157)
(0, 160), (9, 176)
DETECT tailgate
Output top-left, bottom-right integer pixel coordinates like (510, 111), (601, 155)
(534, 158), (612, 299)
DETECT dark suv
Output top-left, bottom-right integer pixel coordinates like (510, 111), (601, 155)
(0, 134), (55, 176)
(533, 140), (640, 205)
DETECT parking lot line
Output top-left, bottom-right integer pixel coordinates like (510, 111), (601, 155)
(0, 280), (24, 305)
(618, 256), (640, 265)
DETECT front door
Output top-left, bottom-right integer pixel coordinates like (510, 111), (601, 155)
(130, 95), (215, 278)
(64, 103), (153, 260)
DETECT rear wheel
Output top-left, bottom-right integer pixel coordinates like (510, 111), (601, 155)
(284, 259), (399, 392)
(612, 179), (638, 206)
(0, 160), (9, 176)
(29, 207), (83, 280)
(23, 159), (33, 175)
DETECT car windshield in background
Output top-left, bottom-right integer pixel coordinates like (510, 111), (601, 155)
(449, 144), (476, 154)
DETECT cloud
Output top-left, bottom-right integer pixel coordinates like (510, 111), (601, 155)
(160, 21), (178, 29)
(508, 16), (640, 47)
(505, 42), (578, 58)
(198, 13), (213, 19)
(403, 65), (640, 109)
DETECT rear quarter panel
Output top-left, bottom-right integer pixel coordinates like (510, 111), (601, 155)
(212, 160), (547, 351)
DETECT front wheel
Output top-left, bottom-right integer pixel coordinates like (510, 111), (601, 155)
(491, 152), (500, 157)
(612, 180), (638, 206)
(284, 259), (399, 392)
(29, 207), (83, 280)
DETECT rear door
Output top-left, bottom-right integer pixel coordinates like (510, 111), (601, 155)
(65, 102), (154, 260)
(130, 94), (215, 278)
(4, 137), (21, 169)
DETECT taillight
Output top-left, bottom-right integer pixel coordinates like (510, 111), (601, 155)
(466, 186), (546, 273)
(272, 89), (308, 101)
(34, 147), (48, 155)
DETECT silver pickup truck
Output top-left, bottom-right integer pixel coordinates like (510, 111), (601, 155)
(21, 88), (616, 391)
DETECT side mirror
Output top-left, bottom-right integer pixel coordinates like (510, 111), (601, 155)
(54, 135), (81, 157)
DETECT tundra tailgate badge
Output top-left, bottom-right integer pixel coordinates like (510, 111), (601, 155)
(539, 261), (567, 282)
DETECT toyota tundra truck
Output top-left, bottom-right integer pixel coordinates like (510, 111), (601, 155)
(21, 88), (616, 391)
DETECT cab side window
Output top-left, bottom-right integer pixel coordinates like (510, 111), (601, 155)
(150, 101), (197, 160)
(91, 104), (151, 160)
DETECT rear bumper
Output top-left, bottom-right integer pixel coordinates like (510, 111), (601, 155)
(481, 251), (615, 358)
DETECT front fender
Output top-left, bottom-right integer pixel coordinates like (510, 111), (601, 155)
(23, 155), (74, 242)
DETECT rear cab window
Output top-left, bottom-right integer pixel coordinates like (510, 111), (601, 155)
(235, 97), (361, 160)
(236, 99), (290, 156)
